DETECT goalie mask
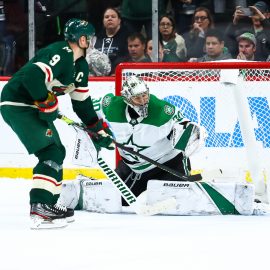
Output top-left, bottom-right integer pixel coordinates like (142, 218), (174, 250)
(121, 76), (150, 118)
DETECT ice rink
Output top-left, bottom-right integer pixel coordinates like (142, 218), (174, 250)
(1, 178), (270, 270)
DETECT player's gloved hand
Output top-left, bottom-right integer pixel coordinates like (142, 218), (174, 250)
(87, 119), (115, 150)
(34, 92), (58, 122)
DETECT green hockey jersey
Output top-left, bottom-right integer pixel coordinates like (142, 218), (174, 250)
(1, 41), (98, 125)
(99, 93), (188, 173)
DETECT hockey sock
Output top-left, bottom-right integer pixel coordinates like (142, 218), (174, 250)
(30, 143), (65, 204)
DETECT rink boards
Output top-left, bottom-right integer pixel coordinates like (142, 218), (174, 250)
(0, 77), (269, 180)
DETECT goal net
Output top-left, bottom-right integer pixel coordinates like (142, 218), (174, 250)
(115, 62), (270, 198)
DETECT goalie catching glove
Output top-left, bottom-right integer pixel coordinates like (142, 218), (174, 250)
(86, 119), (115, 151)
(34, 92), (58, 122)
(171, 121), (207, 157)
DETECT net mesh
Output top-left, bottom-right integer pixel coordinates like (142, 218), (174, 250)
(118, 65), (270, 171)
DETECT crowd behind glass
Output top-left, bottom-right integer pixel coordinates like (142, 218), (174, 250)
(0, 0), (270, 76)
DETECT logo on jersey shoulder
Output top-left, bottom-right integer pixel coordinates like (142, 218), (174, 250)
(164, 105), (175, 115)
(102, 95), (111, 107)
(46, 129), (53, 137)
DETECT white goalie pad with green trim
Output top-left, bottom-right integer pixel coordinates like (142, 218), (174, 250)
(146, 180), (255, 215)
(79, 177), (122, 213)
(59, 175), (122, 213)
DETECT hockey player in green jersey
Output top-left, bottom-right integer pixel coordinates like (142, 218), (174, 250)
(99, 76), (207, 205)
(0, 18), (114, 229)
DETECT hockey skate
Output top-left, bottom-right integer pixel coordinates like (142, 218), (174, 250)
(30, 203), (71, 229)
(56, 195), (75, 223)
(62, 205), (75, 223)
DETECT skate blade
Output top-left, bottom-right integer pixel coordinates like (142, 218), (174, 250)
(66, 216), (75, 223)
(30, 215), (68, 230)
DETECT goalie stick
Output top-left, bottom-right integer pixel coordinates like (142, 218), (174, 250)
(57, 113), (202, 182)
(58, 113), (177, 215)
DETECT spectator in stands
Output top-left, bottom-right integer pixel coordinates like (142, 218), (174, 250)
(126, 33), (152, 62)
(183, 7), (215, 59)
(236, 32), (258, 60)
(146, 39), (164, 62)
(113, 32), (151, 74)
(159, 15), (187, 62)
(87, 0), (122, 34)
(170, 0), (203, 34)
(171, 0), (235, 34)
(120, 0), (168, 39)
(224, 1), (270, 60)
(188, 29), (232, 62)
(94, 7), (129, 75)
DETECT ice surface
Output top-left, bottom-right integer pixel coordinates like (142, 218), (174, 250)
(1, 178), (270, 270)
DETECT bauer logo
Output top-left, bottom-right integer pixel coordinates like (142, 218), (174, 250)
(74, 138), (81, 159)
(84, 181), (102, 186)
(163, 182), (190, 188)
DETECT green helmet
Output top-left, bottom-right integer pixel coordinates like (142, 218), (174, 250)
(64, 18), (95, 42)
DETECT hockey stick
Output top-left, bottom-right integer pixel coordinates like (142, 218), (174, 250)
(97, 157), (177, 216)
(59, 114), (176, 215)
(57, 113), (202, 182)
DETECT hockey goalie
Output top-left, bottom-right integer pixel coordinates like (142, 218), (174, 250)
(59, 76), (268, 216)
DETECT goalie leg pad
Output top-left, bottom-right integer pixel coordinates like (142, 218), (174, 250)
(79, 176), (122, 213)
(58, 175), (122, 213)
(58, 178), (81, 209)
(146, 180), (255, 215)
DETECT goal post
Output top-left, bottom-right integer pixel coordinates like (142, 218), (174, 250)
(115, 62), (270, 198)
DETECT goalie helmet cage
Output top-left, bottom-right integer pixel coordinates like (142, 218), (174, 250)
(115, 62), (270, 194)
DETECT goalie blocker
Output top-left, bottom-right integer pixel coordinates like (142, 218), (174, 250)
(59, 175), (258, 215)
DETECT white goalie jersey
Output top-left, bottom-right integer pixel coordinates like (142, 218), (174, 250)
(96, 93), (206, 174)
